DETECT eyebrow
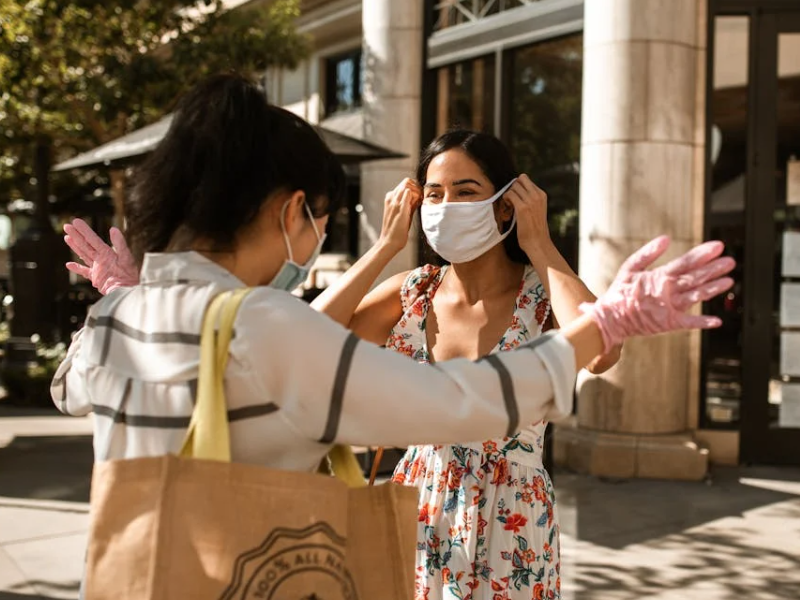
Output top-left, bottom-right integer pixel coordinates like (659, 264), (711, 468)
(424, 178), (484, 189)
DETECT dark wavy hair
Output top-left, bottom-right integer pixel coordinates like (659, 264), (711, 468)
(126, 73), (346, 263)
(416, 129), (529, 265)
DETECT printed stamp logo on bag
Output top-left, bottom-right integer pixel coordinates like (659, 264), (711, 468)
(220, 523), (359, 600)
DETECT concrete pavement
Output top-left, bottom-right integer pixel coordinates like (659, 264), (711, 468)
(1, 404), (799, 599)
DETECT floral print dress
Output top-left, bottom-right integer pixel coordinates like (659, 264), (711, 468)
(387, 264), (560, 600)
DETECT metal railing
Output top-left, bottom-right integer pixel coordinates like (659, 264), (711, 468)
(432, 0), (541, 31)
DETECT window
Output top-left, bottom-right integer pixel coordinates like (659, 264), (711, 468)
(433, 0), (539, 32)
(435, 55), (496, 135)
(324, 49), (364, 116)
(507, 34), (583, 268)
(322, 169), (360, 257)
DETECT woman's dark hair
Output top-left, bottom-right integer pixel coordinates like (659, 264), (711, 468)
(127, 72), (346, 263)
(416, 129), (529, 265)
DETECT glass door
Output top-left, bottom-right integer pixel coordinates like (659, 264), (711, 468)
(740, 12), (800, 464)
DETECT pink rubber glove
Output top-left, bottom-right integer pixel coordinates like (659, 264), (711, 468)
(63, 218), (140, 295)
(580, 236), (735, 353)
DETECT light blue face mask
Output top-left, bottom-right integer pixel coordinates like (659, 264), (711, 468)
(269, 200), (326, 292)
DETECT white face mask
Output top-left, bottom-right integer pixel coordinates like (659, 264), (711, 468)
(269, 200), (326, 292)
(421, 178), (516, 264)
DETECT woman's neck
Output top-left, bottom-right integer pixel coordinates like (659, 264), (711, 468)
(443, 245), (523, 305)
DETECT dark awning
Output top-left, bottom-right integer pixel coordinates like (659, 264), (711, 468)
(52, 113), (405, 172)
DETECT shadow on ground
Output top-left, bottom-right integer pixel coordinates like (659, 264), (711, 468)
(560, 466), (800, 549)
(0, 435), (92, 503)
(558, 466), (800, 599)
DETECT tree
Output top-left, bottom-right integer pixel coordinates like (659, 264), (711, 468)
(0, 0), (309, 220)
(0, 0), (309, 345)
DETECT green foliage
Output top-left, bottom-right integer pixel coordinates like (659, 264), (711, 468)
(0, 0), (309, 203)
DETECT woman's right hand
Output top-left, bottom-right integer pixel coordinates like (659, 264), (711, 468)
(63, 218), (140, 295)
(377, 178), (422, 253)
(581, 236), (736, 352)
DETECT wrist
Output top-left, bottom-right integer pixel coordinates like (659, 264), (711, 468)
(374, 237), (404, 257)
(521, 237), (558, 268)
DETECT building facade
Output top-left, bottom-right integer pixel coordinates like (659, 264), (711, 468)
(266, 0), (800, 477)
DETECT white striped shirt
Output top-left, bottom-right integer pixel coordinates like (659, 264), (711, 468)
(51, 251), (576, 472)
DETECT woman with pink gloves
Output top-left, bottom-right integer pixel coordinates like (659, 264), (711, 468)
(58, 74), (733, 600)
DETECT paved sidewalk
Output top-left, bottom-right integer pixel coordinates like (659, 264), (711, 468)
(1, 405), (799, 599)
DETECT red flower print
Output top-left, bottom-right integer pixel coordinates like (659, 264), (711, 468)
(419, 503), (437, 524)
(391, 472), (406, 485)
(533, 582), (545, 600)
(478, 515), (488, 536)
(522, 548), (537, 563)
(532, 475), (548, 503)
(441, 567), (451, 583)
(503, 513), (528, 533)
(491, 580), (506, 592)
(535, 300), (549, 324)
(414, 583), (430, 600)
(490, 458), (510, 486)
(448, 467), (464, 491)
(412, 300), (425, 317)
(483, 440), (499, 454)
(408, 458), (423, 482)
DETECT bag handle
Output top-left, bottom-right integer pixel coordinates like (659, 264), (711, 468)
(180, 289), (368, 488)
(180, 289), (248, 462)
(369, 447), (385, 486)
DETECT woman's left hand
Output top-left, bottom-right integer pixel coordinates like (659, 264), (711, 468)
(502, 174), (552, 255)
(64, 219), (140, 294)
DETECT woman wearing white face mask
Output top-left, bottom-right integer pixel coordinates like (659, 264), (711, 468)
(345, 130), (622, 599)
(63, 106), (734, 596)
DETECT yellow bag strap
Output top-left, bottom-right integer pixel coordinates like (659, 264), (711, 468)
(179, 288), (367, 487)
(180, 289), (250, 462)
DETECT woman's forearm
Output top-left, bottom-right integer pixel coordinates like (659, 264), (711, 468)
(310, 241), (400, 326)
(524, 240), (622, 371)
(523, 240), (595, 324)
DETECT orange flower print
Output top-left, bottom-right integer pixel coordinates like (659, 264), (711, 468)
(477, 515), (488, 537)
(414, 582), (430, 600)
(503, 513), (528, 533)
(412, 300), (425, 317)
(533, 582), (545, 600)
(448, 467), (464, 491)
(419, 503), (437, 524)
(535, 300), (549, 324)
(490, 458), (510, 486)
(522, 548), (537, 563)
(483, 440), (499, 454)
(532, 475), (548, 503)
(408, 457), (423, 482)
(441, 567), (451, 583)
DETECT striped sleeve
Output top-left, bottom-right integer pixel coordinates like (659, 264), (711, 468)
(50, 329), (93, 417)
(235, 291), (576, 449)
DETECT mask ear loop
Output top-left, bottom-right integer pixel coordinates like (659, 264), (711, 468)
(304, 202), (323, 243)
(279, 199), (296, 263)
(496, 178), (518, 241)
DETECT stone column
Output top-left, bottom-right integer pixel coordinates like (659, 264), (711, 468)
(359, 0), (424, 279)
(555, 0), (710, 480)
